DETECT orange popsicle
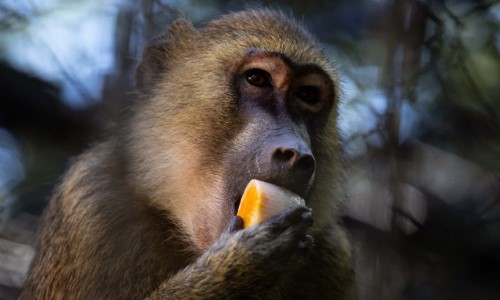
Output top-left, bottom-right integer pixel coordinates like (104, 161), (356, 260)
(236, 179), (306, 228)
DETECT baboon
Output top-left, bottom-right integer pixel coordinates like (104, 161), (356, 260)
(20, 9), (355, 300)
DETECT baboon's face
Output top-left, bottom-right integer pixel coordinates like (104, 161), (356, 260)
(132, 14), (338, 250)
(179, 47), (336, 249)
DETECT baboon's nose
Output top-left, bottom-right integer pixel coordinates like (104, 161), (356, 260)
(265, 136), (316, 196)
(272, 145), (316, 184)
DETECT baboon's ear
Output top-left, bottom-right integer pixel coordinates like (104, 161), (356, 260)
(135, 19), (196, 93)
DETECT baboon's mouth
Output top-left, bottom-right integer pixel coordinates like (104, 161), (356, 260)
(233, 195), (242, 216)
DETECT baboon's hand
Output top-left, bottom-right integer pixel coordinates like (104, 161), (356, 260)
(245, 205), (313, 258)
(153, 206), (314, 299)
(218, 206), (314, 276)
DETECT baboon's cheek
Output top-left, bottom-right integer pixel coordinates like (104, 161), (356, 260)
(192, 199), (233, 250)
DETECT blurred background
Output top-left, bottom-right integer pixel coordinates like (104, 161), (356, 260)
(0, 0), (499, 299)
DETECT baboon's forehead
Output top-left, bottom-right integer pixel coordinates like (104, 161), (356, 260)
(201, 11), (323, 61)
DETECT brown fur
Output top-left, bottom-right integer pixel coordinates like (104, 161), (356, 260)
(20, 9), (355, 299)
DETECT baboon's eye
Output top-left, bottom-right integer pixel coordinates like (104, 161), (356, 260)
(295, 86), (320, 105)
(245, 69), (271, 87)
